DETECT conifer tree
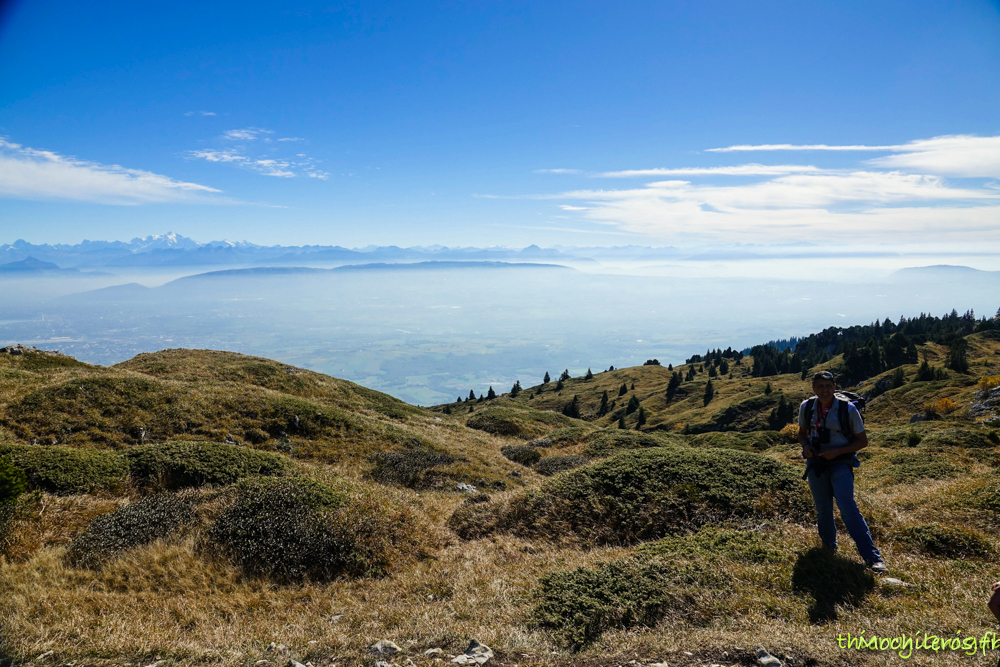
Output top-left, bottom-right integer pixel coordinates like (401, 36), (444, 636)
(636, 406), (647, 429)
(562, 395), (580, 418)
(668, 363), (673, 371)
(764, 382), (772, 395)
(556, 379), (564, 391)
(947, 337), (969, 373)
(585, 368), (594, 380)
(543, 371), (551, 384)
(720, 359), (729, 375)
(890, 366), (906, 389)
(560, 369), (571, 381)
(598, 390), (609, 416)
(468, 405), (474, 413)
(915, 359), (935, 382)
(458, 396), (463, 403)
(685, 367), (695, 382)
(630, 381), (635, 390)
(468, 389), (476, 401)
(618, 414), (626, 429)
(618, 383), (628, 397)
(510, 381), (522, 398)
(443, 405), (452, 415)
(703, 379), (714, 406)
(708, 365), (717, 378)
(666, 372), (681, 402)
(608, 365), (615, 371)
(625, 394), (641, 415)
(487, 386), (497, 400)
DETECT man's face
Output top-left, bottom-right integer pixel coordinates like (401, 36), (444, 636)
(813, 379), (836, 405)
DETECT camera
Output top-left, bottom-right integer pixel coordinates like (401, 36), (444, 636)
(813, 427), (831, 446)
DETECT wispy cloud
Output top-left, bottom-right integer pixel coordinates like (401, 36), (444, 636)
(223, 127), (273, 141)
(510, 134), (1000, 244)
(598, 164), (822, 177)
(0, 138), (222, 205)
(706, 135), (1000, 178)
(184, 111), (217, 117)
(188, 128), (329, 179)
(535, 168), (582, 174)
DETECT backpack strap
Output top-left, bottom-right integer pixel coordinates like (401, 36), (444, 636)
(838, 398), (853, 441)
(805, 397), (816, 428)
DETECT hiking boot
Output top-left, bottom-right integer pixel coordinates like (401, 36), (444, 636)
(868, 560), (888, 574)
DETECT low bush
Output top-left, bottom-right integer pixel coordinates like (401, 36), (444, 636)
(206, 476), (417, 581)
(368, 449), (456, 488)
(879, 452), (962, 484)
(534, 556), (715, 648)
(779, 423), (800, 443)
(534, 455), (588, 477)
(449, 446), (811, 543)
(636, 525), (790, 564)
(897, 523), (995, 560)
(124, 441), (291, 490)
(688, 430), (784, 452)
(923, 398), (960, 416)
(539, 427), (591, 446)
(0, 456), (27, 505)
(466, 405), (575, 438)
(0, 444), (128, 494)
(466, 409), (523, 437)
(581, 430), (670, 457)
(65, 493), (195, 568)
(501, 445), (541, 466)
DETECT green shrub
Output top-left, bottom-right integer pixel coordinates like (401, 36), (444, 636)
(124, 441), (291, 490)
(449, 446), (811, 543)
(66, 493), (195, 568)
(534, 455), (588, 477)
(207, 477), (415, 581)
(501, 445), (541, 466)
(959, 481), (1000, 514)
(465, 405), (574, 438)
(0, 444), (128, 494)
(688, 430), (783, 452)
(539, 427), (591, 446)
(466, 409), (523, 437)
(879, 452), (962, 484)
(581, 430), (670, 457)
(0, 456), (27, 505)
(367, 450), (457, 488)
(897, 523), (995, 560)
(534, 556), (716, 648)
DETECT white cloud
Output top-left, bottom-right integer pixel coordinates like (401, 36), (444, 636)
(707, 143), (894, 152)
(599, 164), (822, 177)
(535, 168), (582, 174)
(278, 137), (305, 142)
(0, 138), (222, 205)
(184, 111), (217, 117)
(560, 205), (588, 211)
(707, 134), (1000, 178)
(223, 128), (273, 141)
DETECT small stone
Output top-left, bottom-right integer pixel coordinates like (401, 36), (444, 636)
(329, 614), (343, 622)
(755, 647), (782, 667)
(265, 643), (277, 652)
(456, 482), (478, 493)
(255, 661), (271, 666)
(369, 640), (402, 655)
(881, 577), (912, 587)
(376, 662), (392, 667)
(37, 652), (55, 661)
(451, 639), (493, 665)
(288, 661), (306, 667)
(682, 652), (694, 657)
(425, 649), (444, 657)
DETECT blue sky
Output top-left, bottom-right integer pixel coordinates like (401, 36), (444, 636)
(1, 0), (999, 248)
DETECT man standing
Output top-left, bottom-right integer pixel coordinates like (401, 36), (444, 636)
(798, 371), (886, 572)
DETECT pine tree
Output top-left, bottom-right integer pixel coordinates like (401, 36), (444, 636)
(636, 406), (647, 429)
(468, 405), (474, 413)
(510, 380), (522, 398)
(562, 395), (580, 418)
(543, 371), (551, 384)
(666, 372), (681, 402)
(618, 383), (628, 397)
(457, 396), (463, 403)
(630, 382), (635, 390)
(556, 379), (564, 391)
(667, 363), (673, 371)
(608, 365), (615, 371)
(719, 359), (729, 375)
(685, 367), (695, 382)
(560, 369), (571, 381)
(598, 390), (609, 416)
(625, 394), (641, 415)
(947, 338), (969, 373)
(487, 386), (497, 400)
(703, 379), (714, 406)
(585, 368), (594, 380)
(915, 360), (934, 382)
(443, 405), (452, 415)
(468, 389), (476, 401)
(618, 414), (626, 429)
(764, 382), (772, 395)
(708, 365), (718, 378)
(890, 366), (906, 389)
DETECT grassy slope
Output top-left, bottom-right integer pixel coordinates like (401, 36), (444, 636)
(1, 334), (999, 667)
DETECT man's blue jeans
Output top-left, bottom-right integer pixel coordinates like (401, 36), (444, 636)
(806, 463), (882, 564)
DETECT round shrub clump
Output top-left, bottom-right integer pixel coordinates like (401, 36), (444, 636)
(897, 523), (995, 560)
(66, 493), (195, 568)
(0, 444), (128, 495)
(449, 446), (812, 544)
(0, 456), (27, 505)
(368, 450), (456, 488)
(501, 445), (541, 467)
(124, 441), (291, 490)
(534, 454), (588, 477)
(581, 430), (670, 457)
(207, 477), (415, 581)
(466, 409), (523, 437)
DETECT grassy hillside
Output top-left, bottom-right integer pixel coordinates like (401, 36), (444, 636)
(1, 330), (999, 667)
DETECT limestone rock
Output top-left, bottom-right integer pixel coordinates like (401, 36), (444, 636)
(451, 639), (493, 665)
(756, 646), (783, 666)
(369, 640), (401, 655)
(456, 482), (478, 493)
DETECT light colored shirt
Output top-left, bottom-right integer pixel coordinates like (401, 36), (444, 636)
(798, 397), (865, 453)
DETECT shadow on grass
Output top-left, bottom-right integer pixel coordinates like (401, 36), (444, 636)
(792, 547), (875, 624)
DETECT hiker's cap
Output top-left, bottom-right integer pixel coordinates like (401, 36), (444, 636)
(812, 371), (835, 383)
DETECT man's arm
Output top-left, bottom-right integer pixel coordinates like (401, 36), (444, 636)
(797, 402), (816, 458)
(820, 430), (868, 459)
